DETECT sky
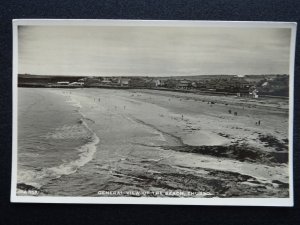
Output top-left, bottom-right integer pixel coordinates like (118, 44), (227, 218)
(18, 25), (292, 76)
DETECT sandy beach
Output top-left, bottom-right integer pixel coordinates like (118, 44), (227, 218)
(27, 87), (288, 198)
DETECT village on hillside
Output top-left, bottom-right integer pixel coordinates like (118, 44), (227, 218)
(18, 74), (289, 97)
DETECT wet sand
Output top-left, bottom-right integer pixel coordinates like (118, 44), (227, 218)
(45, 88), (289, 197)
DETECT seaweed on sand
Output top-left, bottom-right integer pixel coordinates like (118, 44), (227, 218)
(161, 143), (288, 165)
(259, 134), (288, 152)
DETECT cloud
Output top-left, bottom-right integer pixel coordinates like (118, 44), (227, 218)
(18, 25), (291, 76)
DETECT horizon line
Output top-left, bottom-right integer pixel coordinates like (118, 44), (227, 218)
(18, 73), (289, 77)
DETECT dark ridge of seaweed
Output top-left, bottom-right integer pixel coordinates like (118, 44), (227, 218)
(161, 144), (288, 165)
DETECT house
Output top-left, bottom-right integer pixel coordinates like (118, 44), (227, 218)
(118, 77), (131, 87)
(100, 80), (112, 85)
(227, 77), (251, 93)
(206, 80), (218, 90)
(154, 79), (161, 87)
(164, 79), (178, 89)
(191, 81), (198, 88)
(69, 82), (84, 86)
(110, 77), (120, 85)
(57, 81), (70, 85)
(177, 80), (191, 89)
(196, 81), (208, 89)
(249, 86), (259, 98)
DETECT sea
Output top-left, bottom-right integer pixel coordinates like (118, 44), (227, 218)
(17, 88), (171, 197)
(17, 88), (99, 196)
(16, 88), (289, 198)
(17, 88), (193, 197)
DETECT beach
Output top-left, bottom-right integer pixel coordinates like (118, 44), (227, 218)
(17, 88), (290, 197)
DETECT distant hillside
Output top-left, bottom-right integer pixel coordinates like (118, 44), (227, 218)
(255, 75), (289, 96)
(19, 74), (288, 80)
(18, 73), (289, 96)
(18, 74), (86, 84)
(152, 75), (238, 81)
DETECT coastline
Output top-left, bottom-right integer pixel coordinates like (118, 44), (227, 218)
(56, 88), (288, 197)
(18, 87), (289, 197)
(17, 88), (100, 196)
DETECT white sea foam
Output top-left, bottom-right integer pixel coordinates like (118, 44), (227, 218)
(17, 92), (100, 193)
(17, 120), (99, 191)
(47, 129), (99, 177)
(17, 169), (41, 188)
(44, 123), (90, 139)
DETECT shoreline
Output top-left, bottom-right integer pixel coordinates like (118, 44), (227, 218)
(17, 88), (290, 197)
(17, 89), (101, 196)
(18, 85), (290, 100)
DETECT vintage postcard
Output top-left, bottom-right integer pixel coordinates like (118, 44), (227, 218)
(11, 19), (296, 206)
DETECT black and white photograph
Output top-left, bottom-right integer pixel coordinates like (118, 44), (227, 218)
(11, 20), (296, 206)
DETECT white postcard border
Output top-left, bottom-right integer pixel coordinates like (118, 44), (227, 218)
(11, 19), (297, 206)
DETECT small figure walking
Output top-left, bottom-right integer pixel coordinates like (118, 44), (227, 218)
(258, 120), (261, 126)
(181, 114), (184, 120)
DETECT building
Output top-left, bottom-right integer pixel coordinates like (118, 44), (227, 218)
(164, 79), (178, 89)
(154, 79), (161, 87)
(57, 81), (70, 85)
(100, 80), (112, 85)
(177, 80), (191, 89)
(69, 82), (84, 86)
(118, 77), (131, 87)
(191, 81), (198, 88)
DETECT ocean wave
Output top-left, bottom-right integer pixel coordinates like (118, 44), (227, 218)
(17, 119), (99, 195)
(43, 122), (91, 140)
(17, 94), (100, 195)
(47, 123), (99, 177)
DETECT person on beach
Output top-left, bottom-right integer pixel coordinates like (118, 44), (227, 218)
(258, 120), (261, 125)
